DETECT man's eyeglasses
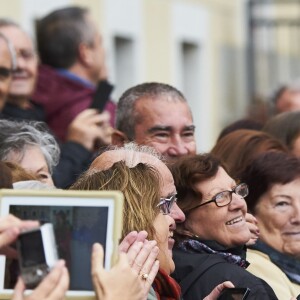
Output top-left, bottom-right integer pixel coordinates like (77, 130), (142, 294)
(190, 183), (249, 210)
(0, 67), (13, 79)
(157, 194), (177, 215)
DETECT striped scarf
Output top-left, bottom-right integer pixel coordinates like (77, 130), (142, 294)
(178, 238), (249, 268)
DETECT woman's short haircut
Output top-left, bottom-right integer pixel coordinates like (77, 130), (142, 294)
(170, 153), (222, 240)
(240, 151), (300, 213)
(217, 119), (263, 141)
(211, 129), (288, 180)
(170, 153), (221, 214)
(70, 160), (162, 240)
(0, 120), (60, 174)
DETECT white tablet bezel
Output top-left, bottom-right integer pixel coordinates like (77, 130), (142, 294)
(0, 189), (123, 300)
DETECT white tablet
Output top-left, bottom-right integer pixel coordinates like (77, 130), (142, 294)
(0, 189), (124, 300)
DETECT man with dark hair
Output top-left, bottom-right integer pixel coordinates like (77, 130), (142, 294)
(112, 82), (196, 162)
(32, 6), (115, 142)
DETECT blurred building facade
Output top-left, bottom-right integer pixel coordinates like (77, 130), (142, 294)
(1, 0), (287, 151)
(248, 0), (300, 107)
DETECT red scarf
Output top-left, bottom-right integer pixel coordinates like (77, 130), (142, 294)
(153, 269), (182, 300)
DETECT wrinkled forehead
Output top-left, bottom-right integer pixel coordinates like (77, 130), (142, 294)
(90, 149), (162, 171)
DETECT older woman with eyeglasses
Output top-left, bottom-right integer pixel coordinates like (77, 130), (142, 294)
(170, 153), (278, 300)
(71, 145), (236, 300)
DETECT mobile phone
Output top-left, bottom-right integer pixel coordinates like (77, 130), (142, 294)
(90, 80), (113, 111)
(16, 223), (59, 289)
(217, 287), (250, 300)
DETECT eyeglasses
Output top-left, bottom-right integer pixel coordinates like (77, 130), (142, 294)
(190, 183), (249, 210)
(0, 67), (12, 79)
(157, 194), (177, 215)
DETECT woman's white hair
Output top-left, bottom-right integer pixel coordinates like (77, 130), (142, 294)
(0, 120), (60, 174)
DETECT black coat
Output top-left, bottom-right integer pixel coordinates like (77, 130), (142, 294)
(172, 247), (278, 300)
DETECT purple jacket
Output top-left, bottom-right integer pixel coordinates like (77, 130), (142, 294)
(32, 64), (116, 142)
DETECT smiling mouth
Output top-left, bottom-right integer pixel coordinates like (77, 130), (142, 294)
(284, 232), (300, 235)
(13, 74), (29, 79)
(226, 216), (243, 225)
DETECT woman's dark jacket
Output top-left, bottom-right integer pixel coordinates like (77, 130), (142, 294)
(172, 243), (278, 300)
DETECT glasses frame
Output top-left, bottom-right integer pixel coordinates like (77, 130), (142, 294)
(157, 194), (177, 215)
(190, 183), (249, 210)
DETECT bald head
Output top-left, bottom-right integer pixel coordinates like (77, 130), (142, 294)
(89, 143), (185, 223)
(89, 143), (162, 172)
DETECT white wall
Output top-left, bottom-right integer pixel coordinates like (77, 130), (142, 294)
(103, 0), (144, 100)
(172, 2), (211, 152)
(20, 0), (71, 38)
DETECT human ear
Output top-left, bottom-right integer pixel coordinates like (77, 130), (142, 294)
(111, 130), (128, 146)
(78, 42), (93, 67)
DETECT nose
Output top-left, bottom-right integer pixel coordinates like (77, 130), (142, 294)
(170, 203), (185, 223)
(15, 54), (27, 69)
(167, 136), (189, 157)
(291, 202), (300, 224)
(229, 192), (247, 212)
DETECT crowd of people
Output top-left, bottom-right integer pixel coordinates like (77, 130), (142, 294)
(0, 4), (300, 300)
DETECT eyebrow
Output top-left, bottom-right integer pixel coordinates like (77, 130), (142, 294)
(36, 166), (49, 173)
(147, 125), (195, 134)
(147, 126), (172, 134)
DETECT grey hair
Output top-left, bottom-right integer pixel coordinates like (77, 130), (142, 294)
(88, 142), (164, 174)
(0, 18), (20, 29)
(0, 31), (16, 70)
(0, 120), (60, 174)
(118, 142), (163, 167)
(116, 82), (187, 140)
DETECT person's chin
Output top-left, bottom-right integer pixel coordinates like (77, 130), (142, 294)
(227, 231), (251, 247)
(282, 239), (300, 257)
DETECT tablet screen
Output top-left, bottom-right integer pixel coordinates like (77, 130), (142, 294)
(4, 205), (108, 291)
(0, 190), (123, 299)
(6, 205), (108, 291)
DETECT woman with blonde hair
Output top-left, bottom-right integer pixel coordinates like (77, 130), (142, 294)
(71, 145), (234, 300)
